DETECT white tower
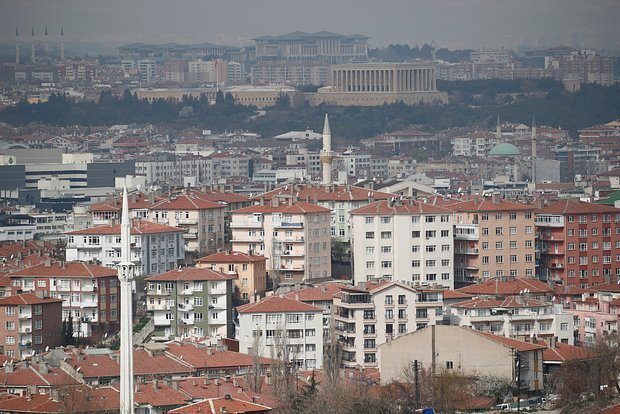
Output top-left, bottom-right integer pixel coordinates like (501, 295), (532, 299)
(31, 26), (36, 63)
(15, 26), (19, 65)
(60, 27), (64, 61)
(118, 188), (135, 414)
(44, 26), (49, 54)
(320, 114), (334, 185)
(495, 112), (502, 143)
(531, 114), (537, 184)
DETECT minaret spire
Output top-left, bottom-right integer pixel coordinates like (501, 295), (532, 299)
(30, 26), (36, 63)
(44, 26), (49, 53)
(495, 112), (502, 143)
(531, 113), (537, 184)
(60, 26), (65, 61)
(118, 188), (135, 414)
(320, 114), (334, 185)
(15, 26), (20, 65)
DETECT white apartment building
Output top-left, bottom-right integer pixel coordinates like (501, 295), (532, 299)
(237, 295), (324, 370)
(149, 192), (226, 255)
(449, 296), (575, 345)
(350, 199), (454, 289)
(333, 282), (443, 369)
(451, 132), (496, 157)
(259, 184), (393, 244)
(65, 220), (185, 278)
(230, 199), (331, 284)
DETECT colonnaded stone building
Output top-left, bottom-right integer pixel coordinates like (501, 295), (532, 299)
(308, 62), (448, 106)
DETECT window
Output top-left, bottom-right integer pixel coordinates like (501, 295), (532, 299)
(412, 260), (420, 267)
(425, 260), (436, 267)
(446, 361), (454, 369)
(366, 246), (375, 254)
(426, 245), (436, 252)
(305, 328), (316, 337)
(412, 245), (420, 252)
(286, 314), (302, 323)
(34, 319), (43, 330)
(481, 213), (489, 221)
(364, 310), (375, 320)
(496, 213), (503, 220)
(385, 309), (394, 319)
(5, 336), (15, 345)
(495, 227), (503, 235)
(193, 297), (203, 307)
(5, 306), (15, 316)
(525, 254), (533, 263)
(364, 339), (376, 349)
(194, 312), (203, 322)
(398, 295), (406, 304)
(366, 261), (375, 269)
(364, 353), (376, 363)
(426, 215), (436, 223)
(385, 295), (393, 305)
(364, 324), (376, 334)
(398, 309), (407, 319)
(5, 321), (14, 330)
(380, 231), (392, 239)
(425, 231), (436, 238)
(482, 228), (489, 236)
(381, 216), (391, 224)
(441, 244), (450, 252)
(381, 261), (392, 268)
(365, 217), (374, 224)
(380, 246), (392, 253)
(365, 232), (375, 239)
(441, 259), (450, 266)
(441, 215), (449, 222)
(496, 241), (503, 250)
(412, 231), (420, 238)
(496, 256), (504, 264)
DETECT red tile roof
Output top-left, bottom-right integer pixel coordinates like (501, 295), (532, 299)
(150, 194), (225, 211)
(473, 330), (546, 352)
(283, 283), (350, 302)
(146, 267), (235, 282)
(442, 290), (474, 300)
(447, 198), (534, 212)
(89, 192), (162, 212)
(457, 277), (552, 296)
(0, 362), (79, 387)
(177, 377), (281, 409)
(169, 397), (272, 414)
(542, 341), (596, 363)
(237, 295), (322, 314)
(134, 381), (190, 407)
(197, 251), (267, 264)
(256, 184), (393, 203)
(452, 296), (548, 309)
(350, 199), (450, 215)
(9, 262), (117, 279)
(232, 201), (330, 214)
(538, 199), (620, 215)
(587, 283), (620, 293)
(0, 386), (119, 413)
(66, 220), (184, 235)
(164, 343), (274, 370)
(0, 293), (62, 306)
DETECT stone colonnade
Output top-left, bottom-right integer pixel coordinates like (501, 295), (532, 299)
(331, 66), (437, 93)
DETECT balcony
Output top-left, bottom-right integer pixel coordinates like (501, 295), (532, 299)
(535, 216), (564, 227)
(178, 218), (198, 225)
(180, 287), (194, 295)
(230, 221), (263, 229)
(280, 264), (304, 271)
(153, 318), (172, 326)
(18, 312), (32, 320)
(19, 326), (31, 334)
(183, 232), (198, 239)
(147, 302), (171, 311)
(454, 224), (479, 240)
(274, 222), (304, 228)
(81, 285), (97, 292)
(282, 236), (304, 243)
(456, 248), (479, 255)
(281, 250), (304, 257)
(80, 300), (98, 308)
(178, 303), (194, 311)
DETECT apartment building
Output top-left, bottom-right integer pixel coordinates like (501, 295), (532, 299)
(449, 195), (536, 285)
(0, 293), (62, 359)
(380, 325), (545, 394)
(350, 199), (454, 288)
(89, 192), (159, 226)
(230, 199), (331, 285)
(66, 220), (185, 278)
(449, 296), (574, 345)
(536, 199), (620, 288)
(451, 132), (496, 157)
(332, 281), (443, 369)
(196, 251), (268, 303)
(237, 295), (324, 370)
(145, 268), (235, 340)
(8, 262), (120, 339)
(258, 184), (393, 244)
(149, 192), (226, 255)
(569, 283), (620, 346)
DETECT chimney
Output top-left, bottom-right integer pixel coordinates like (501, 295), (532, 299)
(271, 197), (279, 208)
(492, 192), (501, 204)
(207, 347), (213, 356)
(232, 377), (239, 387)
(288, 197), (293, 207)
(215, 378), (220, 386)
(171, 380), (179, 391)
(152, 379), (158, 390)
(224, 394), (232, 400)
(259, 196), (264, 206)
(225, 375), (231, 382)
(50, 388), (60, 403)
(39, 361), (49, 375)
(265, 374), (271, 385)
(549, 336), (557, 349)
(4, 362), (13, 373)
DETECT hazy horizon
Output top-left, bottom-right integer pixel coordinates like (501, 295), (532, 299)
(2, 0), (620, 50)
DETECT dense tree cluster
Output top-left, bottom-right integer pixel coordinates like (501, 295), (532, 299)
(369, 43), (473, 63)
(1, 80), (620, 142)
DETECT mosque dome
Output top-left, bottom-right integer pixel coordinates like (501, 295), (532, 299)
(489, 143), (521, 156)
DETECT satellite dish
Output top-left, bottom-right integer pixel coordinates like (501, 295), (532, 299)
(76, 367), (81, 372)
(45, 346), (49, 352)
(104, 332), (108, 338)
(179, 355), (183, 360)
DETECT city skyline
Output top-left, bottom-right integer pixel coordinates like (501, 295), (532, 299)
(2, 0), (620, 50)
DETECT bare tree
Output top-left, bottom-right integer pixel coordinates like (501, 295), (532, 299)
(246, 332), (264, 393)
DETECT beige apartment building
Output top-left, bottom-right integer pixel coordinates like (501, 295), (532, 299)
(150, 192), (226, 256)
(448, 195), (536, 285)
(230, 199), (331, 285)
(196, 251), (268, 302)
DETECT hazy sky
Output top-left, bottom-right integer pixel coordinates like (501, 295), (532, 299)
(3, 0), (620, 49)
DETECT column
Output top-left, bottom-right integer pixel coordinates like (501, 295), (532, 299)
(433, 69), (437, 90)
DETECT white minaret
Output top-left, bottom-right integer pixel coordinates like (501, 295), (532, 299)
(118, 188), (135, 414)
(60, 27), (64, 61)
(495, 112), (502, 143)
(15, 26), (20, 65)
(320, 114), (334, 185)
(44, 26), (49, 54)
(31, 26), (36, 63)
(531, 114), (537, 184)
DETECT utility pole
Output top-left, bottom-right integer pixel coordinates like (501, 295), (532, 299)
(412, 360), (420, 409)
(515, 351), (521, 413)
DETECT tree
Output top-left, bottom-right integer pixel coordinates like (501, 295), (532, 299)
(275, 93), (291, 109)
(331, 239), (349, 263)
(64, 313), (75, 346)
(51, 238), (66, 264)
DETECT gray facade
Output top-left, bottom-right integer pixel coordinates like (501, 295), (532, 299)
(87, 161), (136, 187)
